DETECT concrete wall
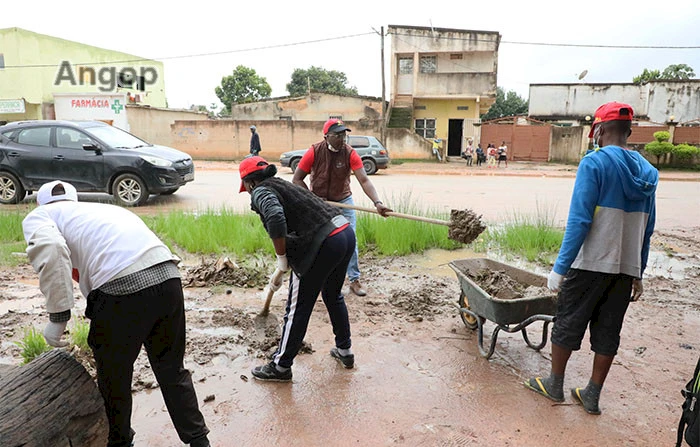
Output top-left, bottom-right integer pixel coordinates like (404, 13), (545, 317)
(389, 25), (500, 54)
(126, 106), (209, 147)
(229, 92), (383, 122)
(170, 119), (382, 160)
(385, 128), (433, 158)
(414, 72), (496, 97)
(0, 27), (167, 121)
(529, 81), (700, 124)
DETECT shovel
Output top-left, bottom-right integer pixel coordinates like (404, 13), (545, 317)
(327, 201), (486, 244)
(253, 270), (286, 338)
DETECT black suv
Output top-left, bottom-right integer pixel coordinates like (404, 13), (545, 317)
(0, 120), (194, 206)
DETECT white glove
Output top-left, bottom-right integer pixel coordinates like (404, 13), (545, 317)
(547, 270), (564, 292)
(44, 321), (69, 347)
(276, 254), (290, 272)
(268, 268), (286, 292)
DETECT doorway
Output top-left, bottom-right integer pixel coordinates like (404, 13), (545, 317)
(448, 119), (464, 156)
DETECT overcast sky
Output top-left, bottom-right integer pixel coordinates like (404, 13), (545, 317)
(3, 0), (699, 111)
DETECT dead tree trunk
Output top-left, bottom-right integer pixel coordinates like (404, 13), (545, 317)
(0, 349), (108, 447)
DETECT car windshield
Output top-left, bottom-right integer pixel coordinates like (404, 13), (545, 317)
(84, 125), (150, 149)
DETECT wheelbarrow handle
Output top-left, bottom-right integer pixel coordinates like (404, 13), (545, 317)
(327, 201), (449, 227)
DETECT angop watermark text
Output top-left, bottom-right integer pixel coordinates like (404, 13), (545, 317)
(54, 61), (158, 92)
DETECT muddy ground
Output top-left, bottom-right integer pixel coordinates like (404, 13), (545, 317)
(1, 228), (699, 446)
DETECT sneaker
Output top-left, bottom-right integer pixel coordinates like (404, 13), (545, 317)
(330, 347), (355, 369)
(251, 361), (292, 382)
(349, 280), (367, 297)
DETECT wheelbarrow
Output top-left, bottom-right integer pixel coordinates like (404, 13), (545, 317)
(449, 258), (557, 360)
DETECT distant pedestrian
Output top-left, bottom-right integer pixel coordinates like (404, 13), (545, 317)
(432, 136), (443, 162)
(462, 139), (474, 166)
(475, 144), (485, 166)
(487, 144), (497, 168)
(250, 125), (261, 156)
(524, 102), (658, 416)
(498, 141), (508, 168)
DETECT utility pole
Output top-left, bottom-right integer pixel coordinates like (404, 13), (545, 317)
(380, 26), (386, 144)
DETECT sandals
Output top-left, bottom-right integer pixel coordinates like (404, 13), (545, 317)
(571, 387), (602, 415)
(523, 377), (565, 403)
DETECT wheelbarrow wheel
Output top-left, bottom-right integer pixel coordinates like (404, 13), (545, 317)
(458, 291), (485, 330)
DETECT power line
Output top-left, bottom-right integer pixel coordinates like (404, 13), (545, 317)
(4, 29), (697, 71)
(3, 32), (377, 69)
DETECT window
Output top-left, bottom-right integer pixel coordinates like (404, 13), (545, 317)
(16, 127), (51, 147)
(329, 115), (343, 120)
(457, 106), (469, 111)
(399, 57), (413, 75)
(56, 127), (94, 150)
(0, 54), (4, 69)
(450, 53), (463, 60)
(415, 105), (426, 110)
(419, 56), (436, 73)
(279, 116), (292, 120)
(415, 119), (436, 138)
(348, 136), (370, 148)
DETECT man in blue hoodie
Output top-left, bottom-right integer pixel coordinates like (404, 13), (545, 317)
(524, 102), (658, 415)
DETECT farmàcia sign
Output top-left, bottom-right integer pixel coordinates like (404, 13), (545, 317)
(54, 61), (158, 93)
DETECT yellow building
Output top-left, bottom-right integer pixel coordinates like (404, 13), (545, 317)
(0, 27), (167, 123)
(388, 25), (500, 158)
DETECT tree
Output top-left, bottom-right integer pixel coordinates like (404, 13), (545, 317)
(480, 87), (529, 121)
(661, 64), (695, 80)
(644, 131), (673, 166)
(633, 64), (695, 84)
(215, 65), (271, 114)
(286, 66), (358, 97)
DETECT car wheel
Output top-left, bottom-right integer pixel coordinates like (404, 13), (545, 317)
(290, 158), (301, 173)
(0, 172), (26, 205)
(160, 187), (179, 195)
(363, 159), (377, 175)
(113, 173), (149, 207)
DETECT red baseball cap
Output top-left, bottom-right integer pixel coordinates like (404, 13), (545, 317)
(588, 101), (634, 138)
(323, 118), (351, 135)
(238, 156), (269, 192)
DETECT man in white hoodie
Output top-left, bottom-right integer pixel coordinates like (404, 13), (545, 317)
(22, 181), (210, 447)
(524, 102), (658, 415)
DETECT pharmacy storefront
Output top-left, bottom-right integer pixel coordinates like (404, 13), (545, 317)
(53, 93), (129, 130)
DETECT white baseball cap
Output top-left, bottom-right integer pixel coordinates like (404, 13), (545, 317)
(37, 181), (78, 205)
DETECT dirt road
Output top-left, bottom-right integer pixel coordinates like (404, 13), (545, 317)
(1, 162), (699, 446)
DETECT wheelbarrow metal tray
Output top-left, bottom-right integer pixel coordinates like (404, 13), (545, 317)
(449, 258), (557, 326)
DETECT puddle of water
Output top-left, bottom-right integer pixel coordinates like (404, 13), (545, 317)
(405, 247), (481, 277)
(189, 326), (242, 337)
(646, 250), (696, 280)
(0, 297), (45, 314)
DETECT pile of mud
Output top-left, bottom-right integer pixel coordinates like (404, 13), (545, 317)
(467, 269), (550, 300)
(183, 257), (268, 289)
(448, 209), (486, 244)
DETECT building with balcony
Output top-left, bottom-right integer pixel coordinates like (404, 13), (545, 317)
(387, 25), (500, 157)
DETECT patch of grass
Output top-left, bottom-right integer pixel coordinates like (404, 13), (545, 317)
(0, 210), (28, 266)
(356, 191), (462, 255)
(70, 317), (91, 352)
(14, 326), (52, 364)
(143, 208), (272, 257)
(475, 207), (563, 265)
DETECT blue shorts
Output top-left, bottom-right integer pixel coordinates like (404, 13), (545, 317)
(551, 269), (634, 356)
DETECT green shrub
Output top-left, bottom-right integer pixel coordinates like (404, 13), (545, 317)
(14, 327), (51, 364)
(673, 143), (700, 161)
(653, 131), (670, 142)
(644, 141), (674, 165)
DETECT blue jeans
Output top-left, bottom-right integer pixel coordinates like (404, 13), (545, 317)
(339, 195), (360, 282)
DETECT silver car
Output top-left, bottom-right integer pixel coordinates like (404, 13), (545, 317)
(280, 135), (390, 175)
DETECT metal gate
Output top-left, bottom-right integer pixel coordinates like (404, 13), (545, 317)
(480, 116), (551, 162)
